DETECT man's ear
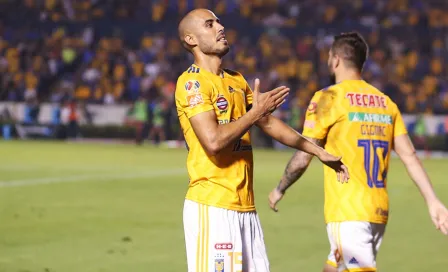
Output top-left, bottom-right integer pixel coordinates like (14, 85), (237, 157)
(185, 34), (197, 47)
(334, 55), (341, 69)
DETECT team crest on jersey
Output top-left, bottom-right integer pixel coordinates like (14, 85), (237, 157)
(185, 80), (200, 93)
(216, 96), (229, 113)
(214, 253), (225, 272)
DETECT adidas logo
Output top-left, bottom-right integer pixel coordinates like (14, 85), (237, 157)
(348, 257), (359, 264)
(228, 86), (235, 93)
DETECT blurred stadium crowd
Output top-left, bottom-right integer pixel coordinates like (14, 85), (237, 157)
(0, 0), (448, 138)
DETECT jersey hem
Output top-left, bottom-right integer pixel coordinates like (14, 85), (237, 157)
(394, 131), (408, 137)
(325, 219), (388, 224)
(185, 197), (256, 212)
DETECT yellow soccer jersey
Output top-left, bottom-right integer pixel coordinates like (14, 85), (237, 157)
(302, 80), (408, 224)
(175, 64), (255, 212)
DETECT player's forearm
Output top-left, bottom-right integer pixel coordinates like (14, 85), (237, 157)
(257, 116), (325, 157)
(277, 150), (314, 194)
(402, 154), (438, 204)
(210, 110), (259, 155)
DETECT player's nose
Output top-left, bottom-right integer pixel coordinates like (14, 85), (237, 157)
(216, 22), (224, 32)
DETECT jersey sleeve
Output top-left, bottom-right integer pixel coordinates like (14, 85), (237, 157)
(175, 74), (214, 119)
(393, 104), (408, 137)
(302, 89), (342, 140)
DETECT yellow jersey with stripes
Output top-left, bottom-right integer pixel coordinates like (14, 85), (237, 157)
(175, 64), (255, 212)
(302, 80), (408, 224)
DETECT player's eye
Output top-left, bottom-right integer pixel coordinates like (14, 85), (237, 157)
(206, 22), (212, 28)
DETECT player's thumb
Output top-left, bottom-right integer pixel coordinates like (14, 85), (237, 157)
(253, 78), (260, 95)
(268, 192), (277, 212)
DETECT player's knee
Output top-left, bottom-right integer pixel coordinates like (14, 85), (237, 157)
(323, 263), (338, 272)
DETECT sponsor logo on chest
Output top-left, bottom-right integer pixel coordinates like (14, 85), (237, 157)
(216, 95), (229, 113)
(346, 93), (387, 108)
(348, 112), (392, 124)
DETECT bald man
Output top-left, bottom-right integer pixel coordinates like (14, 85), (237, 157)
(175, 9), (349, 272)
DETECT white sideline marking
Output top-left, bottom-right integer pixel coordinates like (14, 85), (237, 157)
(0, 168), (186, 188)
(0, 165), (131, 172)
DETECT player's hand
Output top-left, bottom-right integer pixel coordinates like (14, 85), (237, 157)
(317, 152), (350, 183)
(252, 78), (289, 119)
(268, 187), (284, 212)
(428, 198), (448, 235)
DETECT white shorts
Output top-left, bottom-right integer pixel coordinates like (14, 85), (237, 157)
(183, 200), (269, 272)
(326, 221), (386, 272)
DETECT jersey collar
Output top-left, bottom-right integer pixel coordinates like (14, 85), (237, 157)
(192, 64), (225, 78)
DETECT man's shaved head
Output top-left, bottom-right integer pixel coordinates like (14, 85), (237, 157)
(178, 9), (229, 56)
(178, 9), (208, 46)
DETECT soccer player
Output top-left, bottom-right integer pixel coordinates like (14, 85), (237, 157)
(175, 9), (349, 272)
(268, 32), (448, 272)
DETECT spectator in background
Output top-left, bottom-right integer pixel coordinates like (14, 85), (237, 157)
(413, 114), (430, 157)
(23, 95), (40, 125)
(131, 95), (148, 145)
(0, 107), (15, 140)
(149, 99), (167, 145)
(80, 102), (93, 125)
(67, 99), (79, 139)
(1, 0), (448, 147)
(60, 99), (79, 139)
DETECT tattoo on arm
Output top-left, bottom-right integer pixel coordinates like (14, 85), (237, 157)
(277, 138), (324, 193)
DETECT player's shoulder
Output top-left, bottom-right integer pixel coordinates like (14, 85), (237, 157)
(318, 82), (346, 94)
(223, 68), (246, 84)
(310, 86), (328, 99)
(306, 85), (341, 115)
(313, 83), (343, 101)
(177, 65), (205, 81)
(176, 65), (211, 92)
(223, 68), (243, 77)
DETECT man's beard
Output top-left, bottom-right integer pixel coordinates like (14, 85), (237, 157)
(217, 45), (230, 57)
(200, 42), (230, 57)
(211, 45), (230, 58)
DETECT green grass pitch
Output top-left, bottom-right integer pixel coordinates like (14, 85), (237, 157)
(0, 141), (447, 272)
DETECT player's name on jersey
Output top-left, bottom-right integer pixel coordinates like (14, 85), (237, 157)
(360, 124), (387, 136)
(348, 112), (392, 125)
(346, 93), (387, 108)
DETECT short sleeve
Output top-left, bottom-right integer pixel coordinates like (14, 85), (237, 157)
(393, 104), (408, 137)
(302, 89), (342, 140)
(175, 75), (214, 119)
